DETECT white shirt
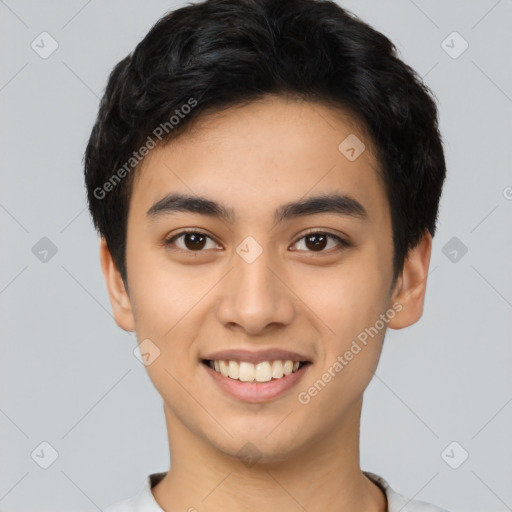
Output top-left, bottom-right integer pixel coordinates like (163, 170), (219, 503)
(103, 471), (450, 511)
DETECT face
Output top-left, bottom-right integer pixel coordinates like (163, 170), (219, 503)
(101, 95), (431, 463)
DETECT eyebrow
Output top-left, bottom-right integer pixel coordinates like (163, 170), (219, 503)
(146, 192), (368, 224)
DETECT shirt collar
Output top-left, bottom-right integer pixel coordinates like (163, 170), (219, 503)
(128, 470), (441, 512)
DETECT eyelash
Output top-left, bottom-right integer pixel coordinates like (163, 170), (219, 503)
(164, 229), (350, 254)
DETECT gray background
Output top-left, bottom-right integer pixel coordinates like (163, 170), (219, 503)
(1, 1), (511, 511)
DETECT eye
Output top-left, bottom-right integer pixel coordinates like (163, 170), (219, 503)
(164, 229), (350, 254)
(164, 230), (221, 252)
(291, 231), (349, 253)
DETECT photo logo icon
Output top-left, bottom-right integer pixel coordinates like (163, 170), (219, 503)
(31, 31), (59, 59)
(236, 236), (263, 264)
(338, 134), (366, 161)
(134, 338), (161, 366)
(442, 236), (468, 263)
(441, 441), (469, 469)
(237, 442), (263, 467)
(31, 441), (59, 469)
(441, 31), (468, 59)
(32, 237), (58, 263)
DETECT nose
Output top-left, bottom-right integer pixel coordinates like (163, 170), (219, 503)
(215, 245), (295, 335)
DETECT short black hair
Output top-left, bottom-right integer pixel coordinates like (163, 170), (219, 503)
(84, 0), (446, 288)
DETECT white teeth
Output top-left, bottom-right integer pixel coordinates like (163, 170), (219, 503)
(219, 360), (229, 377)
(272, 360), (284, 379)
(255, 361), (272, 382)
(228, 360), (239, 379)
(239, 361), (254, 382)
(208, 359), (305, 382)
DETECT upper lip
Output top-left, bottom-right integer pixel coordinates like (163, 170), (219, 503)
(202, 349), (312, 364)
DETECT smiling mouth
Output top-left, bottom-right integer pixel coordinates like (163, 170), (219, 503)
(201, 359), (311, 383)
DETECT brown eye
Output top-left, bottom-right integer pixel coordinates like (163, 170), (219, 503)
(292, 232), (349, 253)
(304, 233), (328, 251)
(165, 231), (220, 252)
(182, 233), (207, 250)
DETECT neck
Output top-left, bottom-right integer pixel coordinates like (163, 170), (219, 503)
(152, 396), (387, 512)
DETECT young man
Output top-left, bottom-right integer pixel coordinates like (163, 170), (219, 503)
(84, 0), (449, 510)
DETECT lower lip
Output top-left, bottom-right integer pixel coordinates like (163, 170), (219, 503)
(202, 362), (311, 403)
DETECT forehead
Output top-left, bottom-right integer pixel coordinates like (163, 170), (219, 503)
(130, 95), (388, 224)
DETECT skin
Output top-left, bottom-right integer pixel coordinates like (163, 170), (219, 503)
(100, 94), (432, 512)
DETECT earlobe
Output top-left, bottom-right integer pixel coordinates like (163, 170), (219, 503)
(99, 238), (135, 332)
(387, 231), (432, 330)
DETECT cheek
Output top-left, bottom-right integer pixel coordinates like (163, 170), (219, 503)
(127, 242), (206, 334)
(293, 256), (390, 342)
(293, 265), (389, 416)
(127, 255), (209, 403)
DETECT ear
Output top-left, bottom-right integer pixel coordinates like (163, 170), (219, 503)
(99, 237), (135, 332)
(387, 230), (432, 330)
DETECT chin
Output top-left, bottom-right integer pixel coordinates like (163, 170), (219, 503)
(210, 431), (307, 467)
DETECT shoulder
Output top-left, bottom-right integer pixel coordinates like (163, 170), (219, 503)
(102, 486), (152, 512)
(103, 497), (136, 512)
(101, 473), (166, 512)
(363, 471), (451, 512)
